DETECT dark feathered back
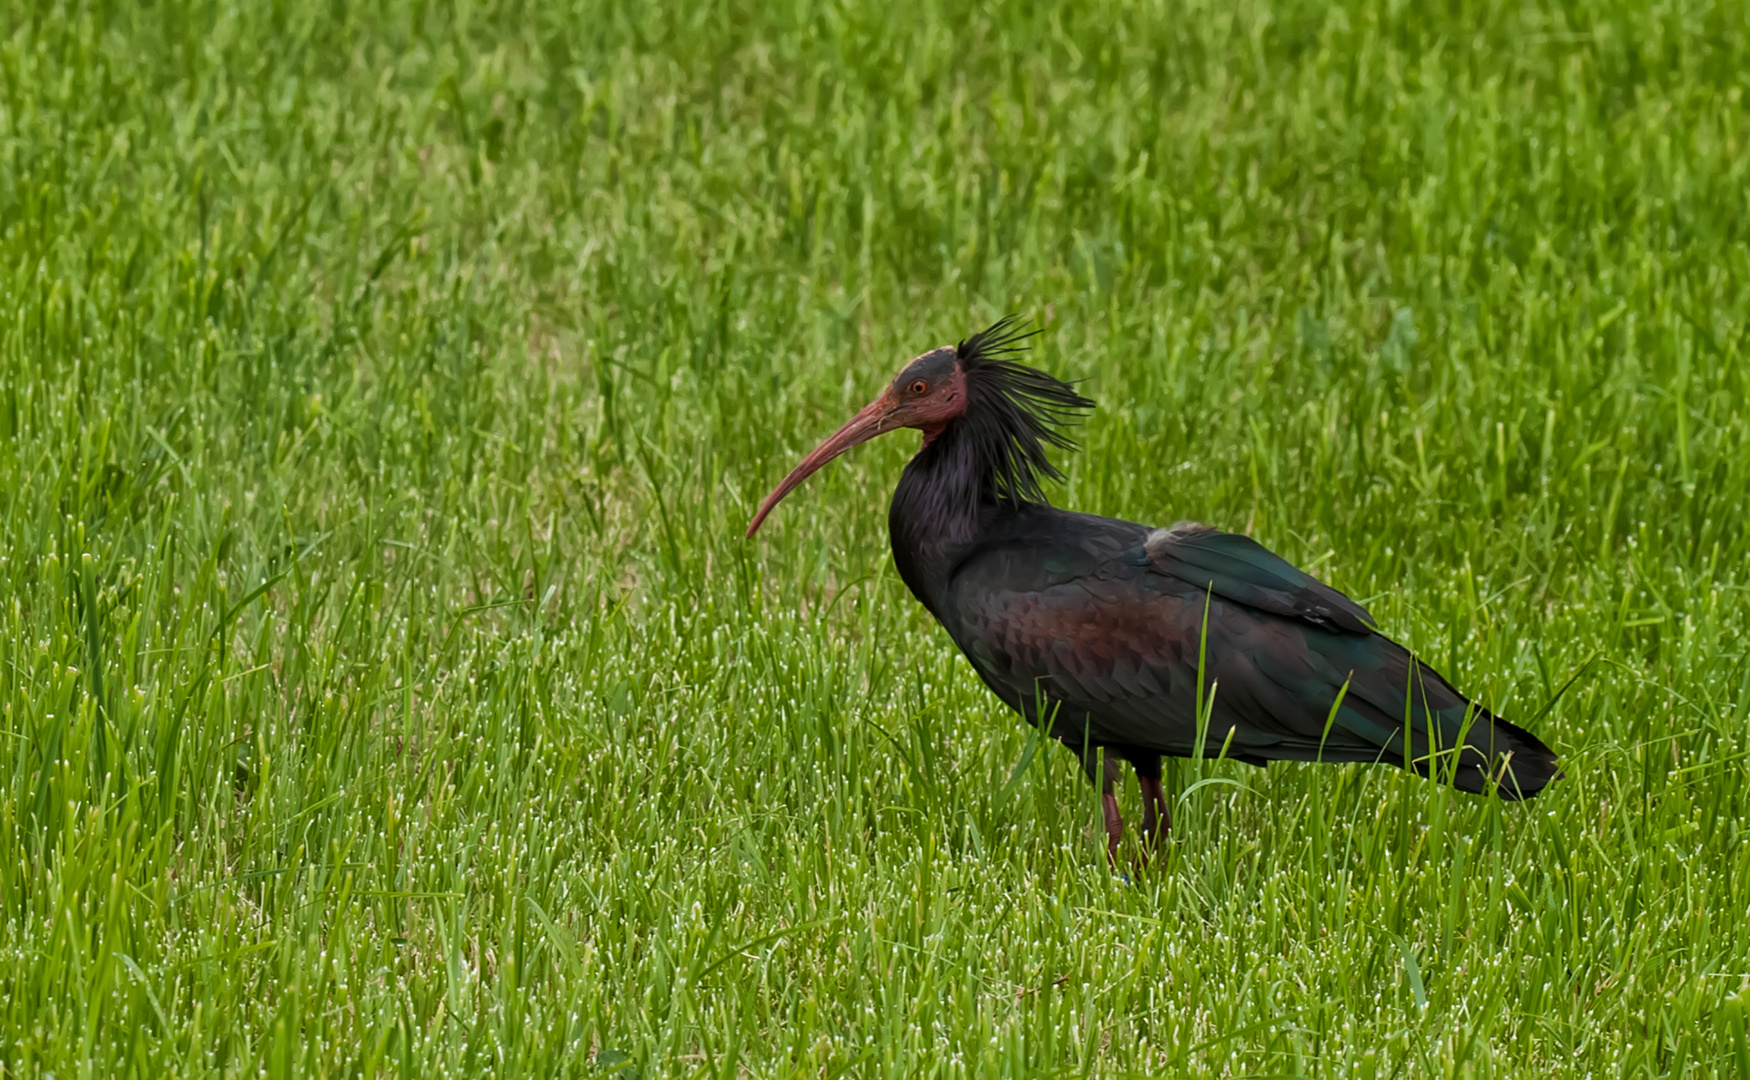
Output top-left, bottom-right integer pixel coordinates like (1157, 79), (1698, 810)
(955, 317), (1095, 507)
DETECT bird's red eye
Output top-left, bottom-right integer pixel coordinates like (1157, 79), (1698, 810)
(910, 380), (928, 395)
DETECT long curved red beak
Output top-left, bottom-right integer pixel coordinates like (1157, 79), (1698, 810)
(746, 395), (893, 538)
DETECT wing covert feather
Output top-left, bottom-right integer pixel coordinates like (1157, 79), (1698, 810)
(1144, 522), (1377, 633)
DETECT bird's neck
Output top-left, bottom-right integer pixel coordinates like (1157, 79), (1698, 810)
(887, 421), (1015, 610)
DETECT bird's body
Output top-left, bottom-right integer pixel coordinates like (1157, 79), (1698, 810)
(895, 470), (1553, 798)
(749, 318), (1560, 857)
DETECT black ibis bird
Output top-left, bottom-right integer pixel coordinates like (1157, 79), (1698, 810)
(746, 318), (1560, 860)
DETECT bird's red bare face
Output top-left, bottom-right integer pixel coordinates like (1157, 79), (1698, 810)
(745, 346), (969, 537)
(884, 347), (968, 441)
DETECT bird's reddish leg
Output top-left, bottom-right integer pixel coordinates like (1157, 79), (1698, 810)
(1101, 792), (1125, 864)
(1091, 747), (1126, 865)
(1078, 745), (1131, 866)
(1137, 774), (1171, 862)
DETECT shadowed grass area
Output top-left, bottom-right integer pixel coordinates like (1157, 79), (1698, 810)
(3, 0), (1749, 1075)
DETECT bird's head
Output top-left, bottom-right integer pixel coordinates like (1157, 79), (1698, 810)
(743, 346), (966, 538)
(745, 317), (1089, 538)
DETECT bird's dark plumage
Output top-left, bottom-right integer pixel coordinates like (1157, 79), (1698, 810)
(750, 318), (1561, 856)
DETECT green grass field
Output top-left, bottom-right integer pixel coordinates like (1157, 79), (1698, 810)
(4, 0), (1750, 1075)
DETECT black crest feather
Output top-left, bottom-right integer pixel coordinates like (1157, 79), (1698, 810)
(955, 316), (1095, 506)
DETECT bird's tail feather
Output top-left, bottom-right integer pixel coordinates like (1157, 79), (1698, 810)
(1334, 649), (1561, 800)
